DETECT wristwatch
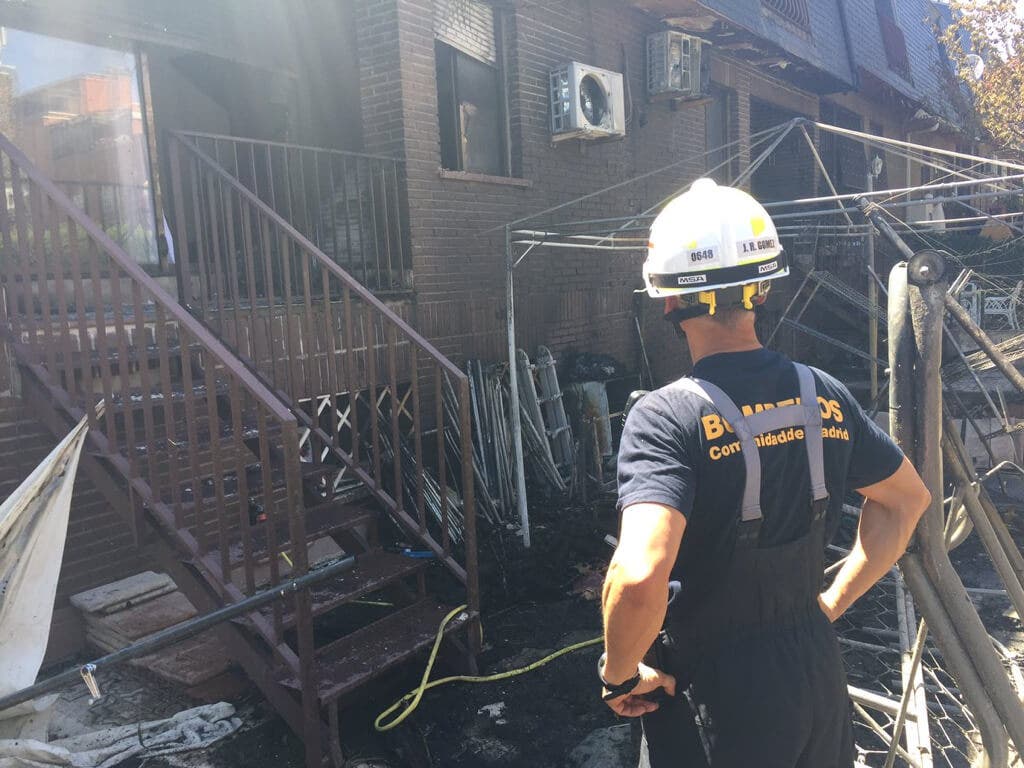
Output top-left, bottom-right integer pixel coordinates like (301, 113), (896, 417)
(598, 652), (641, 701)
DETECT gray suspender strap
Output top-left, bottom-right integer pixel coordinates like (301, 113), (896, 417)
(676, 363), (829, 535)
(677, 378), (764, 524)
(795, 364), (828, 507)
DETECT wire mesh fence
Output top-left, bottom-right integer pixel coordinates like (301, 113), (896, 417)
(832, 510), (1024, 768)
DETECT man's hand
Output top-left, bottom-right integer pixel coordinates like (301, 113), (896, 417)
(818, 592), (839, 623)
(603, 663), (676, 717)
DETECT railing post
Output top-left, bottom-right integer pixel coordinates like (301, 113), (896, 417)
(168, 138), (194, 310)
(281, 421), (320, 768)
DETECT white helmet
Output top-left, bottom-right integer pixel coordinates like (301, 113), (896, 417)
(643, 178), (788, 316)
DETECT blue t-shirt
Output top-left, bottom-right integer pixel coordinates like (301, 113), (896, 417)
(617, 348), (904, 579)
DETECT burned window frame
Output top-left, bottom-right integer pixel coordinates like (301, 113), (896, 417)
(435, 40), (509, 177)
(874, 0), (912, 81)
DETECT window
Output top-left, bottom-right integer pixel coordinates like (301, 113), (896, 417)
(1, 29), (160, 266)
(761, 0), (811, 31)
(874, 0), (911, 80)
(874, 0), (897, 20)
(436, 41), (506, 177)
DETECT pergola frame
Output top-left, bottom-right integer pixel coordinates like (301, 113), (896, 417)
(502, 118), (1024, 549)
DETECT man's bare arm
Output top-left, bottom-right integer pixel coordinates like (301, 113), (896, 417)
(601, 502), (684, 716)
(820, 457), (930, 621)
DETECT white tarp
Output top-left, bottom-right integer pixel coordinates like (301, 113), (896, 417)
(0, 415), (89, 721)
(0, 702), (242, 768)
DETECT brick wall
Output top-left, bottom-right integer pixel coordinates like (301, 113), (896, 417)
(352, 0), (936, 386)
(435, 0), (496, 63)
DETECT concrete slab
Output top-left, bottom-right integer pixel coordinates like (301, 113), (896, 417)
(84, 591), (197, 644)
(130, 631), (233, 687)
(70, 572), (176, 615)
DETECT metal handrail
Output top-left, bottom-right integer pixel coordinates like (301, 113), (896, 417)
(169, 131), (479, 632)
(0, 130), (297, 426)
(170, 132), (462, 382)
(176, 130), (406, 165)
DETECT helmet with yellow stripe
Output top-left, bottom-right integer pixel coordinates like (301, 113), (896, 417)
(643, 178), (787, 319)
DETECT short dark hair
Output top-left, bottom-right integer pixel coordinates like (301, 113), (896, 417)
(706, 305), (752, 327)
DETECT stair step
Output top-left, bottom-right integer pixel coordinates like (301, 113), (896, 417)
(302, 463), (347, 480)
(266, 549), (427, 628)
(0, 423), (50, 443)
(59, 342), (188, 368)
(229, 501), (376, 568)
(106, 381), (233, 414)
(277, 599), (471, 703)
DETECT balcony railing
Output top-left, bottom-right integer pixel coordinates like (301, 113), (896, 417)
(174, 132), (410, 293)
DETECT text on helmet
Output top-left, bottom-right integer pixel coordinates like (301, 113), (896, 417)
(739, 238), (777, 254)
(677, 274), (708, 286)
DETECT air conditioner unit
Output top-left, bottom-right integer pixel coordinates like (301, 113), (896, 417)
(550, 63), (626, 141)
(647, 30), (709, 99)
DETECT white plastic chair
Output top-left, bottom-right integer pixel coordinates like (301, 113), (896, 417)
(983, 280), (1024, 330)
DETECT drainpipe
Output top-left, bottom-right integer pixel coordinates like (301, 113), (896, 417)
(836, 0), (860, 91)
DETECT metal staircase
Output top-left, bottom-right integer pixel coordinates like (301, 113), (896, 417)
(0, 130), (479, 768)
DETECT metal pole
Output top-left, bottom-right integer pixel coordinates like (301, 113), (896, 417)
(890, 258), (1009, 766)
(883, 619), (929, 768)
(506, 225), (531, 548)
(887, 240), (1024, 761)
(912, 253), (1024, 753)
(731, 119), (800, 189)
(900, 555), (1011, 768)
(0, 555), (357, 715)
(867, 173), (878, 401)
(798, 125), (855, 227)
(942, 419), (1024, 618)
(944, 296), (1024, 398)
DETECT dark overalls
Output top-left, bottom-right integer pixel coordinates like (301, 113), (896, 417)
(638, 364), (854, 768)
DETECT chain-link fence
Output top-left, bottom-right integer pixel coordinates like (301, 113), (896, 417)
(832, 510), (1024, 768)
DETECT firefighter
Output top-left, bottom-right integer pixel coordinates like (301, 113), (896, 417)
(600, 178), (930, 767)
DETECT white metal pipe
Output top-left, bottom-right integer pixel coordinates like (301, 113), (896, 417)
(812, 119), (1024, 174)
(763, 173), (1024, 210)
(505, 226), (531, 548)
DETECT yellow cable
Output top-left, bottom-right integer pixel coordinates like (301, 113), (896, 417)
(374, 604), (602, 732)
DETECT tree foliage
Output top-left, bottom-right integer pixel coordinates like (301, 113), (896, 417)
(940, 0), (1024, 152)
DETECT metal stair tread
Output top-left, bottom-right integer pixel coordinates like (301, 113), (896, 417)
(107, 383), (235, 413)
(59, 343), (188, 367)
(266, 548), (428, 628)
(277, 599), (470, 702)
(228, 501), (377, 567)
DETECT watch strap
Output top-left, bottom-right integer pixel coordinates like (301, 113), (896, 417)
(598, 652), (641, 700)
(601, 674), (642, 700)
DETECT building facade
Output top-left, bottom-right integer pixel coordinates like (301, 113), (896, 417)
(0, 1), (971, 764)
